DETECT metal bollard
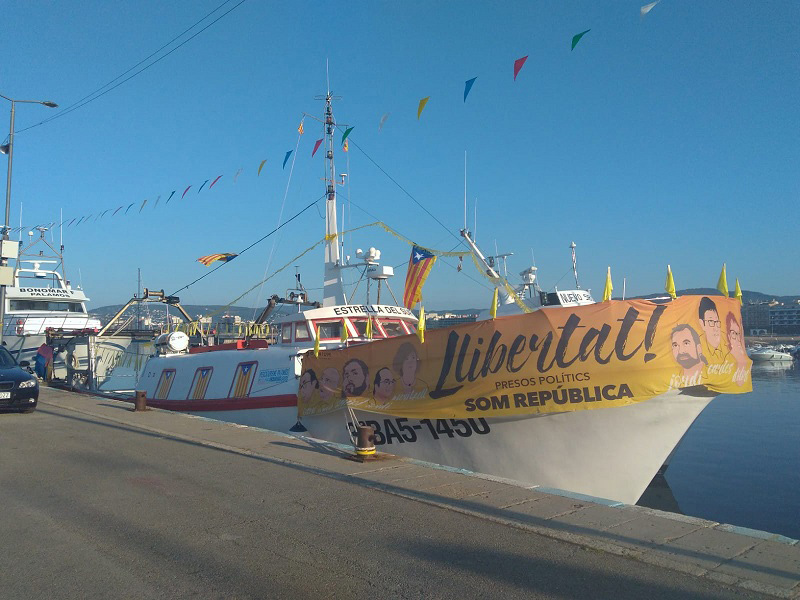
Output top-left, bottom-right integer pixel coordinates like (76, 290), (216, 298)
(134, 390), (147, 412)
(355, 425), (376, 458)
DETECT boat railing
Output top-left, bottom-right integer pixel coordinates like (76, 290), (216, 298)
(3, 313), (97, 337)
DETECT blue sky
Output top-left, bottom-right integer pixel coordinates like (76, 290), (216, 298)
(3, 1), (798, 311)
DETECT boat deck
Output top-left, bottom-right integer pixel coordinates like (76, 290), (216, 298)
(2, 386), (798, 599)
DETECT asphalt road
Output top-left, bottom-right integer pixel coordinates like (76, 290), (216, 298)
(0, 402), (772, 599)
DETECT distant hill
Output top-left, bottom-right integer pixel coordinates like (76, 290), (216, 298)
(632, 288), (800, 304)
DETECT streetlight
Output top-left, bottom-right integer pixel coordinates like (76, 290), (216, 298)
(0, 93), (58, 346)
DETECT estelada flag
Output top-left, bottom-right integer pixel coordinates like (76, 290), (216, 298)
(197, 253), (238, 266)
(403, 245), (436, 308)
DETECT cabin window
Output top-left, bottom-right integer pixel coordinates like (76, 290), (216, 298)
(281, 325), (292, 343)
(316, 320), (345, 340)
(404, 322), (417, 334)
(10, 300), (85, 313)
(380, 320), (407, 338)
(294, 322), (311, 342)
(351, 318), (385, 338)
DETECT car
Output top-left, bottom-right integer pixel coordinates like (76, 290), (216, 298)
(0, 346), (39, 413)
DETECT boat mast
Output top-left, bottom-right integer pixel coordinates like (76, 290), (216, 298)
(321, 90), (346, 306)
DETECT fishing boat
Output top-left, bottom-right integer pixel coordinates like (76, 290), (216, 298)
(136, 90), (753, 505)
(2, 226), (129, 383)
(136, 90), (419, 431)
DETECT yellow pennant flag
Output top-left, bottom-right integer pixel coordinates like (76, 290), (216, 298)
(365, 316), (373, 339)
(417, 306), (425, 344)
(717, 263), (729, 297)
(417, 96), (430, 120)
(603, 266), (613, 302)
(665, 265), (677, 300)
(735, 278), (743, 305)
(340, 319), (349, 343)
(298, 120), (304, 135)
(490, 287), (499, 319)
(314, 325), (320, 357)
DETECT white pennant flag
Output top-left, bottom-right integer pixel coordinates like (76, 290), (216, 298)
(641, 0), (660, 17)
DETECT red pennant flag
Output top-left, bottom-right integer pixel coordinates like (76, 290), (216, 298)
(513, 55), (528, 81)
(182, 185), (192, 199)
(312, 138), (323, 157)
(209, 175), (223, 189)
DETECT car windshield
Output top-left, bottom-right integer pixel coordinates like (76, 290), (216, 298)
(0, 347), (17, 368)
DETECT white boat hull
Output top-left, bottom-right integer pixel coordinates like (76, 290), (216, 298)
(301, 388), (714, 505)
(748, 350), (793, 362)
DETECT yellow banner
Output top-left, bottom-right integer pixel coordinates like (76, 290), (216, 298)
(298, 296), (752, 419)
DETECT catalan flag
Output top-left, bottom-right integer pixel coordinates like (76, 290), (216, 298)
(403, 245), (437, 308)
(197, 253), (238, 266)
(155, 369), (175, 400)
(230, 362), (256, 398)
(189, 367), (213, 400)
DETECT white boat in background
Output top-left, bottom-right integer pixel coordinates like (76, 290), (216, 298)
(748, 347), (793, 362)
(136, 88), (750, 505)
(2, 226), (128, 382)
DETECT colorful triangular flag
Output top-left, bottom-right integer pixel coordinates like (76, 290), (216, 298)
(417, 306), (425, 344)
(417, 97), (430, 120)
(603, 266), (613, 302)
(717, 264), (729, 297)
(571, 29), (591, 50)
(665, 265), (677, 300)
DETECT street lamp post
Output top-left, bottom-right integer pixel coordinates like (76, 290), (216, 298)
(0, 93), (58, 346)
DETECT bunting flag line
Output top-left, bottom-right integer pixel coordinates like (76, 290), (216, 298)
(209, 175), (222, 189)
(464, 77), (477, 102)
(640, 1), (660, 16)
(181, 186), (192, 199)
(341, 126), (354, 145)
(513, 56), (528, 81)
(258, 159), (267, 176)
(124, 203), (135, 214)
(166, 191), (176, 204)
(717, 263), (729, 297)
(233, 168), (242, 184)
(403, 245), (437, 308)
(139, 199), (148, 212)
(312, 138), (323, 157)
(298, 121), (304, 135)
(282, 150), (293, 169)
(343, 140), (349, 152)
(603, 266), (613, 301)
(665, 264), (677, 300)
(153, 195), (161, 209)
(571, 29), (591, 50)
(417, 97), (430, 120)
(197, 253), (238, 266)
(379, 113), (389, 131)
(197, 179), (209, 193)
(417, 306), (425, 344)
(735, 278), (743, 306)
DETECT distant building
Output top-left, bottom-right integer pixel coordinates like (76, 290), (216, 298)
(426, 311), (478, 329)
(742, 300), (800, 335)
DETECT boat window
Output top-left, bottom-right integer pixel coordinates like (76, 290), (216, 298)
(351, 318), (385, 338)
(295, 322), (311, 342)
(379, 320), (406, 338)
(404, 321), (417, 334)
(316, 320), (344, 340)
(10, 300), (85, 313)
(281, 325), (292, 343)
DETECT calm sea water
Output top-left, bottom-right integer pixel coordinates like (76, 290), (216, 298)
(102, 347), (800, 539)
(661, 361), (800, 539)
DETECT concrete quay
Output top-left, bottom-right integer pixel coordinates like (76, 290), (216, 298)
(1, 387), (798, 599)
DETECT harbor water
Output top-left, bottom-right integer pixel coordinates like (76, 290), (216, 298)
(660, 361), (800, 539)
(100, 348), (799, 539)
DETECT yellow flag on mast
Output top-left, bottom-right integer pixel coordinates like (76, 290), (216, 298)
(717, 264), (729, 297)
(734, 278), (743, 305)
(365, 316), (373, 339)
(313, 325), (320, 358)
(490, 288), (499, 319)
(602, 266), (613, 302)
(417, 306), (425, 344)
(340, 319), (348, 343)
(665, 265), (677, 300)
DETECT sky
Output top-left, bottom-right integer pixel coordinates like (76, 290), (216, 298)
(2, 0), (798, 312)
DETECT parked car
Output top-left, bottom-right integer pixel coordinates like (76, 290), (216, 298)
(0, 346), (39, 413)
